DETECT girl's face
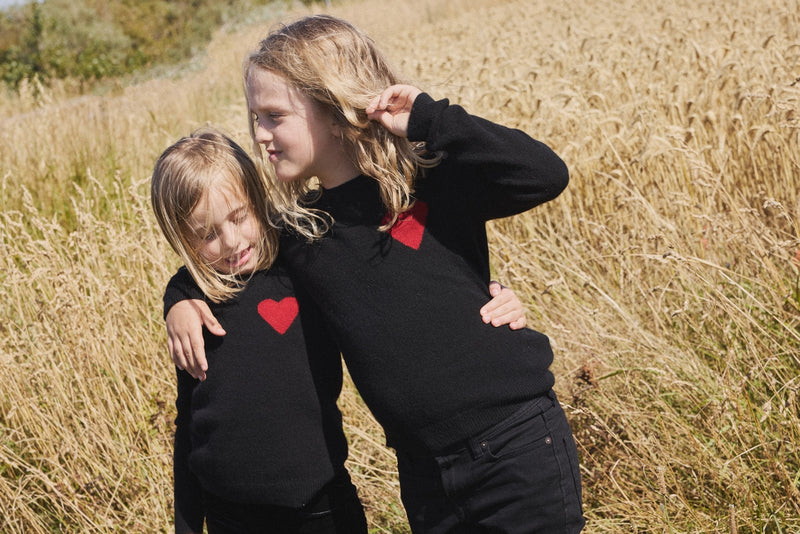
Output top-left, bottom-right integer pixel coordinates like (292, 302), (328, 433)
(188, 183), (261, 276)
(247, 67), (358, 189)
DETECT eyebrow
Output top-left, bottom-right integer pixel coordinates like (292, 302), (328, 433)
(229, 205), (248, 218)
(189, 203), (249, 230)
(187, 220), (210, 239)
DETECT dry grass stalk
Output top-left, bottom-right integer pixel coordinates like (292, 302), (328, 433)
(1, 0), (798, 531)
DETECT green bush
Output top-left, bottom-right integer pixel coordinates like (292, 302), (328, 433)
(0, 0), (286, 90)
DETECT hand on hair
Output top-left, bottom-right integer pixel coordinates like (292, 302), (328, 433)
(366, 84), (423, 137)
(166, 299), (224, 381)
(481, 281), (528, 330)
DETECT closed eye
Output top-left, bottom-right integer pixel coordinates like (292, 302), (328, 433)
(252, 111), (282, 122)
(202, 228), (218, 243)
(232, 209), (249, 225)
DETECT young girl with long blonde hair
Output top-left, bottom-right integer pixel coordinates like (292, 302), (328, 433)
(166, 15), (584, 533)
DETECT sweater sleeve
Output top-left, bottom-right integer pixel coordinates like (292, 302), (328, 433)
(163, 267), (206, 319)
(406, 92), (569, 220)
(173, 369), (204, 534)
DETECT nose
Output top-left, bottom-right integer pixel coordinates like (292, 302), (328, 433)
(218, 224), (239, 252)
(253, 120), (272, 145)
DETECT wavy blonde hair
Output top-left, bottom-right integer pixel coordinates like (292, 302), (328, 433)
(150, 127), (278, 303)
(244, 14), (439, 240)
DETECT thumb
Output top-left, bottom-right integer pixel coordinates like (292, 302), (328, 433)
(488, 280), (503, 297)
(198, 305), (226, 336)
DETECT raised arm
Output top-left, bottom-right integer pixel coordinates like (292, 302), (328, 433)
(406, 91), (569, 220)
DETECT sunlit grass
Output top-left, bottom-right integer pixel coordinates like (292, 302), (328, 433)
(1, 0), (798, 531)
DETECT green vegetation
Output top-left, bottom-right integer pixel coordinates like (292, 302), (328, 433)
(0, 0), (293, 90)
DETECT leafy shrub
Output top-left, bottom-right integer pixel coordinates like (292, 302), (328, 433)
(0, 0), (284, 90)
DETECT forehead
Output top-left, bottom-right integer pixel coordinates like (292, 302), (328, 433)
(191, 181), (246, 218)
(246, 67), (312, 111)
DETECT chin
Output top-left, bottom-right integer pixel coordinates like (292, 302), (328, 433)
(276, 173), (304, 184)
(272, 167), (306, 184)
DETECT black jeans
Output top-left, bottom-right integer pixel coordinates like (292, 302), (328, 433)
(202, 471), (367, 534)
(397, 390), (584, 534)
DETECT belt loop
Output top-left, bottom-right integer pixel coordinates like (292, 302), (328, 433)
(468, 437), (487, 460)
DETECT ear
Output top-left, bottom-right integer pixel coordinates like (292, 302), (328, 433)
(330, 118), (345, 140)
(325, 104), (349, 141)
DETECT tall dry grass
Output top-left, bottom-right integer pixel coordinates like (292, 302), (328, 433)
(1, 0), (798, 532)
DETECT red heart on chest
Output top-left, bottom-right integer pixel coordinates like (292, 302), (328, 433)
(383, 200), (428, 250)
(257, 297), (299, 335)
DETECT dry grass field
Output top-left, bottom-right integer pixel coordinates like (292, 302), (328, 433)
(1, 0), (798, 532)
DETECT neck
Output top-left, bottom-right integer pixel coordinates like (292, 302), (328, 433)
(317, 164), (361, 190)
(314, 141), (361, 189)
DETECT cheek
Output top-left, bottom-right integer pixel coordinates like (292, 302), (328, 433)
(244, 223), (260, 243)
(196, 241), (220, 263)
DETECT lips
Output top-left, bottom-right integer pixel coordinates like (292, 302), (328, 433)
(227, 246), (253, 270)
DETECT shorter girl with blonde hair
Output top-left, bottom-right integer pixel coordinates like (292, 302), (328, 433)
(151, 127), (367, 534)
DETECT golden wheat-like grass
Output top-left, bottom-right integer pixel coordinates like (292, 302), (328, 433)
(1, 0), (798, 532)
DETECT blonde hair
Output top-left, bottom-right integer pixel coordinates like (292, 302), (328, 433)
(150, 127), (278, 303)
(244, 14), (439, 240)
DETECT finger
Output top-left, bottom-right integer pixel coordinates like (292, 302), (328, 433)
(192, 344), (209, 377)
(201, 312), (226, 337)
(487, 304), (516, 325)
(365, 94), (382, 115)
(482, 304), (515, 325)
(509, 317), (527, 330)
(378, 85), (399, 110)
(187, 330), (208, 373)
(484, 283), (508, 309)
(488, 280), (503, 297)
(480, 303), (495, 322)
(169, 338), (187, 370)
(182, 345), (206, 381)
(482, 291), (512, 314)
(194, 344), (209, 380)
(194, 300), (225, 337)
(366, 108), (389, 123)
(482, 298), (507, 316)
(366, 87), (392, 115)
(497, 286), (518, 304)
(492, 311), (516, 327)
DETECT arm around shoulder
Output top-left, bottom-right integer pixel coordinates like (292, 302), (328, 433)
(162, 267), (224, 380)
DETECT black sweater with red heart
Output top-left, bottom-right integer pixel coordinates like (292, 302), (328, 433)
(165, 93), (568, 463)
(168, 263), (348, 533)
(277, 92), (570, 454)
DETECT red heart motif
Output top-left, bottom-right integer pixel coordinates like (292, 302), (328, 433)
(257, 297), (299, 334)
(382, 201), (428, 250)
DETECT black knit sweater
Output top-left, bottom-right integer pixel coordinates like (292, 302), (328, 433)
(168, 263), (347, 534)
(165, 92), (568, 456)
(278, 93), (569, 452)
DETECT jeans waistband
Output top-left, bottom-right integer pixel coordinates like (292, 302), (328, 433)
(396, 389), (557, 460)
(462, 389), (557, 460)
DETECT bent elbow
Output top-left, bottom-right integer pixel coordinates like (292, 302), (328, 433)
(543, 156), (569, 202)
(554, 159), (569, 197)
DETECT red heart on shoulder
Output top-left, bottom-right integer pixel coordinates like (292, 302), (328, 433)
(383, 200), (428, 250)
